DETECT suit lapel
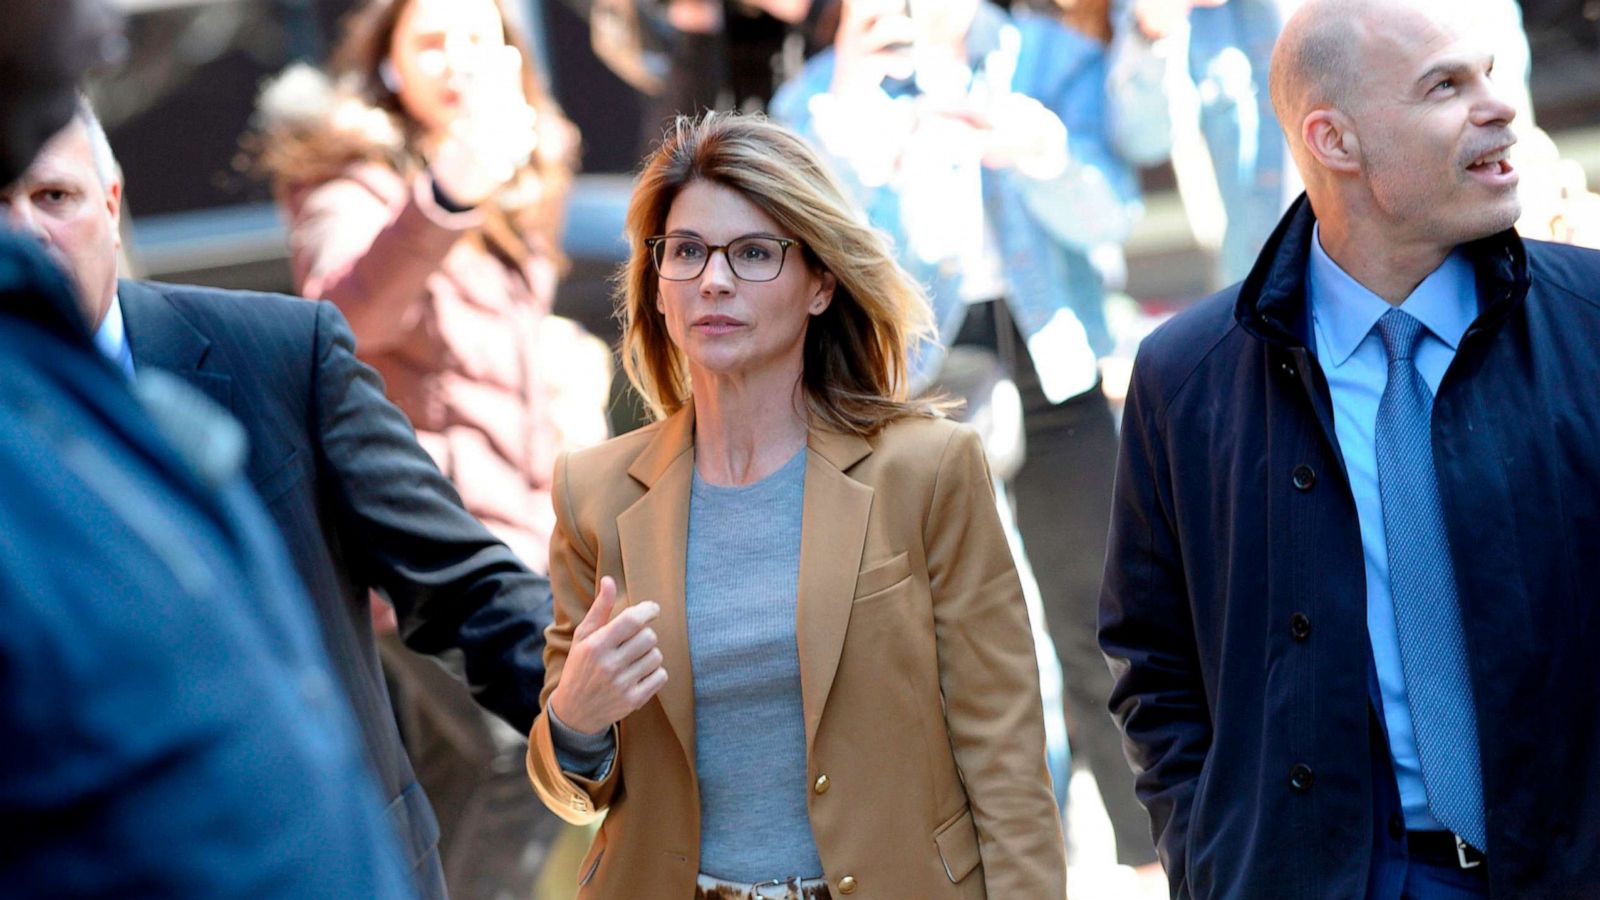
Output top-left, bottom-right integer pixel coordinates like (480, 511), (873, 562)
(118, 280), (234, 415)
(616, 405), (698, 768)
(797, 427), (873, 752)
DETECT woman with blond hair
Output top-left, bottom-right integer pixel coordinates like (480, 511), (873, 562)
(526, 112), (1065, 899)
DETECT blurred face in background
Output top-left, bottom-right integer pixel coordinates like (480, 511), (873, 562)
(387, 0), (509, 135)
(0, 120), (122, 327)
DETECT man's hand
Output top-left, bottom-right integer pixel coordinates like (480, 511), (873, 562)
(547, 577), (668, 736)
(1133, 0), (1228, 40)
(975, 93), (1068, 176)
(830, 0), (916, 96)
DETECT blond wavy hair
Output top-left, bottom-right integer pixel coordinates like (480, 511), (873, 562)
(619, 113), (942, 436)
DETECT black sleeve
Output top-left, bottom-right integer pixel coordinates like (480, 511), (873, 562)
(307, 300), (551, 733)
(1097, 347), (1212, 892)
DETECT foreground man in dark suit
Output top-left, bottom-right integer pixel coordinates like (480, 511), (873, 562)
(1, 102), (555, 900)
(1099, 1), (1600, 897)
(0, 1), (412, 895)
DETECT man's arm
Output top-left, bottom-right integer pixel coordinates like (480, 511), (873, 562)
(1097, 348), (1211, 893)
(307, 299), (550, 732)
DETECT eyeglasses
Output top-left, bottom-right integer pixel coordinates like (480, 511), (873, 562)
(644, 234), (800, 283)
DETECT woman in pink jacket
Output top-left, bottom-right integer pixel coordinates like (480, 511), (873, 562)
(255, 1), (609, 894)
(258, 0), (608, 567)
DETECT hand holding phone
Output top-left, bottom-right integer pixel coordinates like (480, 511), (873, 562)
(829, 0), (917, 96)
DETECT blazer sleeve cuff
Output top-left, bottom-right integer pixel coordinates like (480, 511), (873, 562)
(547, 704), (618, 780)
(527, 708), (619, 825)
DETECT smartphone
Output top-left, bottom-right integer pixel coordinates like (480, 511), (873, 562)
(878, 0), (918, 93)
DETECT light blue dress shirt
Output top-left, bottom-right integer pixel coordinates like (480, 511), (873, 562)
(1307, 224), (1477, 832)
(93, 293), (136, 380)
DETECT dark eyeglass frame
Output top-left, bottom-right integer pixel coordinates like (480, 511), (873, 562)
(644, 234), (802, 283)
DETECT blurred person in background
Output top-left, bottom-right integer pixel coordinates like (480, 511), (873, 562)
(1117, 0), (1290, 287)
(255, 0), (611, 896)
(772, 0), (1150, 878)
(7, 94), (564, 900)
(589, 0), (838, 149)
(0, 1), (412, 895)
(526, 112), (1065, 899)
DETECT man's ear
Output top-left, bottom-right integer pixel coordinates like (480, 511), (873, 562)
(107, 179), (122, 249)
(1303, 109), (1362, 175)
(809, 271), (836, 315)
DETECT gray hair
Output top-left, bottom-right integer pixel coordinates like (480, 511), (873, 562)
(73, 93), (120, 188)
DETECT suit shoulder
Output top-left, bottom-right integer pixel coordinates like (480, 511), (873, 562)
(863, 415), (978, 479)
(561, 419), (669, 486)
(134, 281), (322, 334)
(1525, 240), (1600, 314)
(1130, 286), (1246, 414)
(871, 414), (967, 451)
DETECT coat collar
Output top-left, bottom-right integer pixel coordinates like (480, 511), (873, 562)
(1233, 194), (1531, 349)
(118, 279), (233, 414)
(615, 400), (877, 767)
(623, 402), (874, 487)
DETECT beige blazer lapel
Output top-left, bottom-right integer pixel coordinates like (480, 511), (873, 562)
(616, 405), (698, 769)
(797, 427), (874, 752)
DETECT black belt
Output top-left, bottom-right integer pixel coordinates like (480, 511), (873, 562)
(1407, 831), (1486, 870)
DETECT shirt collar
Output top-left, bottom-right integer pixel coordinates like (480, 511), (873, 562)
(1307, 223), (1477, 367)
(93, 291), (135, 380)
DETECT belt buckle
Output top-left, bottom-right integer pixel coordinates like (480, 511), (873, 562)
(751, 876), (797, 899)
(1455, 834), (1483, 870)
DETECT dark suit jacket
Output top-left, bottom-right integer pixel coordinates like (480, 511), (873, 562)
(1099, 197), (1600, 899)
(0, 236), (412, 895)
(120, 279), (553, 898)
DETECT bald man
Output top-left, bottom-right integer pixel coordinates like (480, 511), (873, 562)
(1098, 1), (1600, 897)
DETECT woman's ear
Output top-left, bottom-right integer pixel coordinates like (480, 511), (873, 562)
(810, 272), (836, 315)
(379, 59), (403, 95)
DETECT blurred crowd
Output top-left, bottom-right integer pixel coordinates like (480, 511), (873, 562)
(6, 0), (1600, 898)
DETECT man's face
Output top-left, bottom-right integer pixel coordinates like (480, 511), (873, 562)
(0, 0), (122, 185)
(1347, 8), (1520, 246)
(0, 121), (122, 327)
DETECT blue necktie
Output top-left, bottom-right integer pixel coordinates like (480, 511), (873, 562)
(1375, 308), (1486, 850)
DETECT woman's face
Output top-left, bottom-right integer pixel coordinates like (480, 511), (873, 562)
(387, 0), (508, 135)
(654, 179), (834, 388)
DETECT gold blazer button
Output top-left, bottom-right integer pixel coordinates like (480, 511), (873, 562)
(813, 774), (831, 794)
(838, 876), (858, 894)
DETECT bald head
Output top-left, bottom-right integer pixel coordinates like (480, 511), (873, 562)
(1270, 0), (1377, 149)
(1271, 0), (1463, 151)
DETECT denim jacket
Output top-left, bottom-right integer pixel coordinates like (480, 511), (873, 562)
(772, 4), (1141, 390)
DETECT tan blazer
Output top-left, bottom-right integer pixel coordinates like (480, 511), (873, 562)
(527, 405), (1066, 899)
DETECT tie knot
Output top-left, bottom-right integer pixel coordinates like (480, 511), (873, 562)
(1376, 308), (1426, 363)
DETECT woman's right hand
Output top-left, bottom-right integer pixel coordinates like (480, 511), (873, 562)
(547, 577), (668, 736)
(428, 44), (539, 207)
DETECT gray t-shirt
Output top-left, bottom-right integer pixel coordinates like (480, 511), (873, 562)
(685, 448), (822, 881)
